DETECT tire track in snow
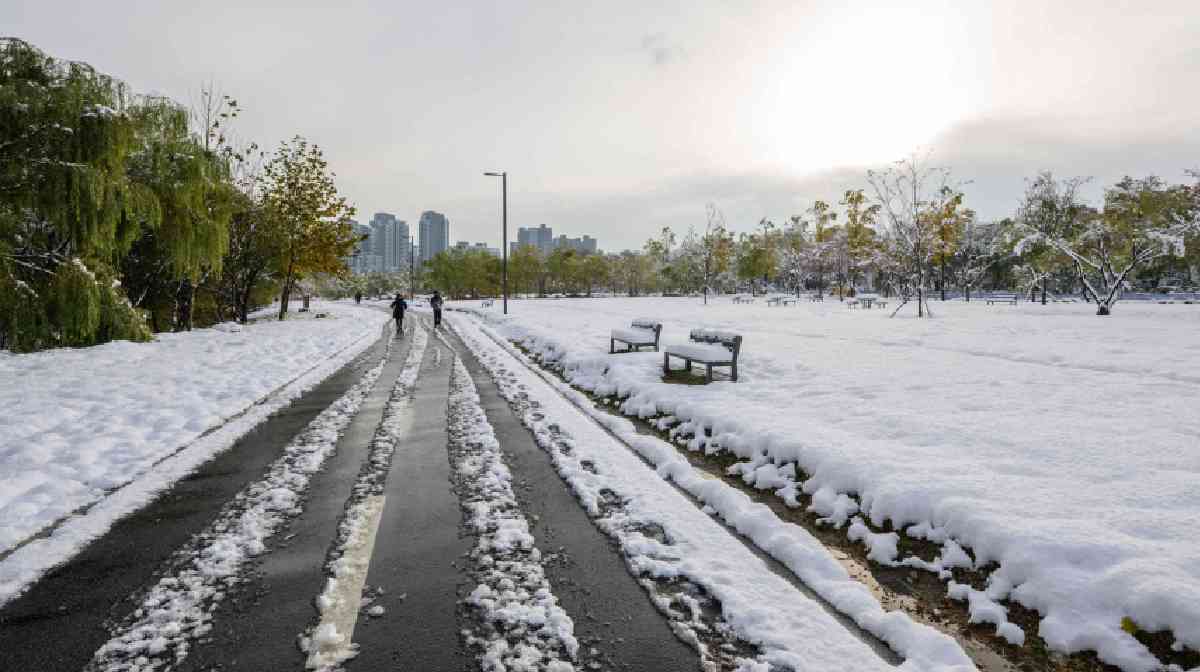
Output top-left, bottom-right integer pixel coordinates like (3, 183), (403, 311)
(301, 321), (428, 670)
(84, 333), (397, 672)
(446, 353), (579, 672)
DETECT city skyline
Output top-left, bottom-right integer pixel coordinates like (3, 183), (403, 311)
(9, 1), (1197, 252)
(350, 213), (605, 274)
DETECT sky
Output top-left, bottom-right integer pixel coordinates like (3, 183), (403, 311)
(4, 0), (1199, 252)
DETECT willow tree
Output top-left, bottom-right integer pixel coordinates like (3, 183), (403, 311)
(121, 96), (233, 331)
(260, 137), (357, 319)
(0, 38), (155, 350)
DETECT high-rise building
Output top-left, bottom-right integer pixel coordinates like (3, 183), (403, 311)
(419, 211), (450, 263)
(359, 213), (411, 273)
(517, 224), (554, 254)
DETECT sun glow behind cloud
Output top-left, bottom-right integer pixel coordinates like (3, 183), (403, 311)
(747, 3), (982, 175)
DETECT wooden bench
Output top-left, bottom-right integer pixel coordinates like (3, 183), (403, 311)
(808, 293), (824, 302)
(781, 297), (798, 306)
(766, 296), (785, 306)
(732, 295), (755, 304)
(986, 293), (1018, 305)
(482, 298), (494, 307)
(610, 318), (663, 353)
(663, 329), (743, 382)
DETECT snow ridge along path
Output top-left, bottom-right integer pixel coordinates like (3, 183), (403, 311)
(458, 298), (1200, 672)
(302, 320), (427, 670)
(0, 302), (389, 599)
(449, 313), (963, 672)
(86, 334), (394, 672)
(447, 351), (579, 672)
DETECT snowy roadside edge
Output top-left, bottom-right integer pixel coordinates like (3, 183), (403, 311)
(86, 332), (394, 671)
(464, 304), (1200, 672)
(454, 311), (979, 672)
(447, 353), (579, 672)
(0, 318), (391, 608)
(450, 313), (955, 672)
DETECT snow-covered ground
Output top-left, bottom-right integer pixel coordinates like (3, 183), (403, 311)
(0, 301), (389, 597)
(455, 296), (1200, 672)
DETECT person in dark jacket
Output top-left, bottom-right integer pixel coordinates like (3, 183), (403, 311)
(430, 291), (444, 328)
(354, 291), (362, 305)
(390, 293), (407, 332)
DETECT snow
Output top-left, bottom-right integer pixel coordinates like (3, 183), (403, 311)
(662, 341), (735, 362)
(451, 296), (1200, 672)
(610, 327), (657, 344)
(0, 301), (389, 566)
(90, 337), (392, 671)
(305, 323), (427, 671)
(442, 333), (579, 671)
(448, 311), (974, 671)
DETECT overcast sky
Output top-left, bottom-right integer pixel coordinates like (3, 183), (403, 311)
(5, 0), (1199, 251)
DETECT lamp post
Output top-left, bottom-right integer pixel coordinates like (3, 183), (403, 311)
(484, 171), (508, 314)
(408, 233), (415, 300)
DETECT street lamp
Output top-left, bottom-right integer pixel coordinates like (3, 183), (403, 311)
(408, 233), (415, 300)
(484, 171), (508, 314)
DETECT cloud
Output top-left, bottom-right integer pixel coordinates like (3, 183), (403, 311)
(640, 32), (681, 66)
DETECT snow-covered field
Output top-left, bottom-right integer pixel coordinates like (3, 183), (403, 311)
(455, 296), (1200, 672)
(0, 301), (389, 576)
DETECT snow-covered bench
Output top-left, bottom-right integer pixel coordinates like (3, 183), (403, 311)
(482, 298), (494, 307)
(610, 318), (663, 354)
(808, 293), (824, 302)
(663, 329), (743, 382)
(986, 293), (1018, 305)
(732, 295), (755, 304)
(766, 296), (797, 306)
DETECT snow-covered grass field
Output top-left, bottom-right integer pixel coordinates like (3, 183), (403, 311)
(0, 301), (389, 568)
(457, 296), (1200, 672)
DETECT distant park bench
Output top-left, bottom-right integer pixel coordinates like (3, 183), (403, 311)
(986, 293), (1018, 305)
(610, 318), (663, 353)
(808, 293), (824, 302)
(848, 294), (886, 309)
(663, 328), (743, 382)
(766, 296), (798, 306)
(732, 295), (755, 304)
(482, 299), (494, 307)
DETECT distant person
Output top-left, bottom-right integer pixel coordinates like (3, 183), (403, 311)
(354, 291), (362, 305)
(430, 290), (444, 328)
(390, 293), (407, 332)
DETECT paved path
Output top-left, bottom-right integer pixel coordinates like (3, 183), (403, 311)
(0, 316), (701, 671)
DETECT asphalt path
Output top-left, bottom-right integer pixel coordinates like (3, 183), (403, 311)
(0, 314), (708, 671)
(0, 324), (391, 672)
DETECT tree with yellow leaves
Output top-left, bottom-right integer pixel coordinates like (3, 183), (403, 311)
(259, 137), (358, 319)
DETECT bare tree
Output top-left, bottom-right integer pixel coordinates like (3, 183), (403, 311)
(867, 153), (962, 317)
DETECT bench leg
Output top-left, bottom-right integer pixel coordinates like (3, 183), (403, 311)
(732, 361), (738, 382)
(610, 338), (615, 354)
(663, 352), (670, 375)
(706, 363), (713, 382)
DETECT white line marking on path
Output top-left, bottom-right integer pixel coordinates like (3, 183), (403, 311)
(302, 322), (428, 670)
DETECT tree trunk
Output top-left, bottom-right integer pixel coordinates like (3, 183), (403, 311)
(278, 256), (295, 321)
(1041, 277), (1047, 305)
(1097, 303), (1111, 316)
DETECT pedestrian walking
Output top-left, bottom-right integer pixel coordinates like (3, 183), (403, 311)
(354, 291), (362, 305)
(430, 290), (444, 328)
(390, 293), (407, 332)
